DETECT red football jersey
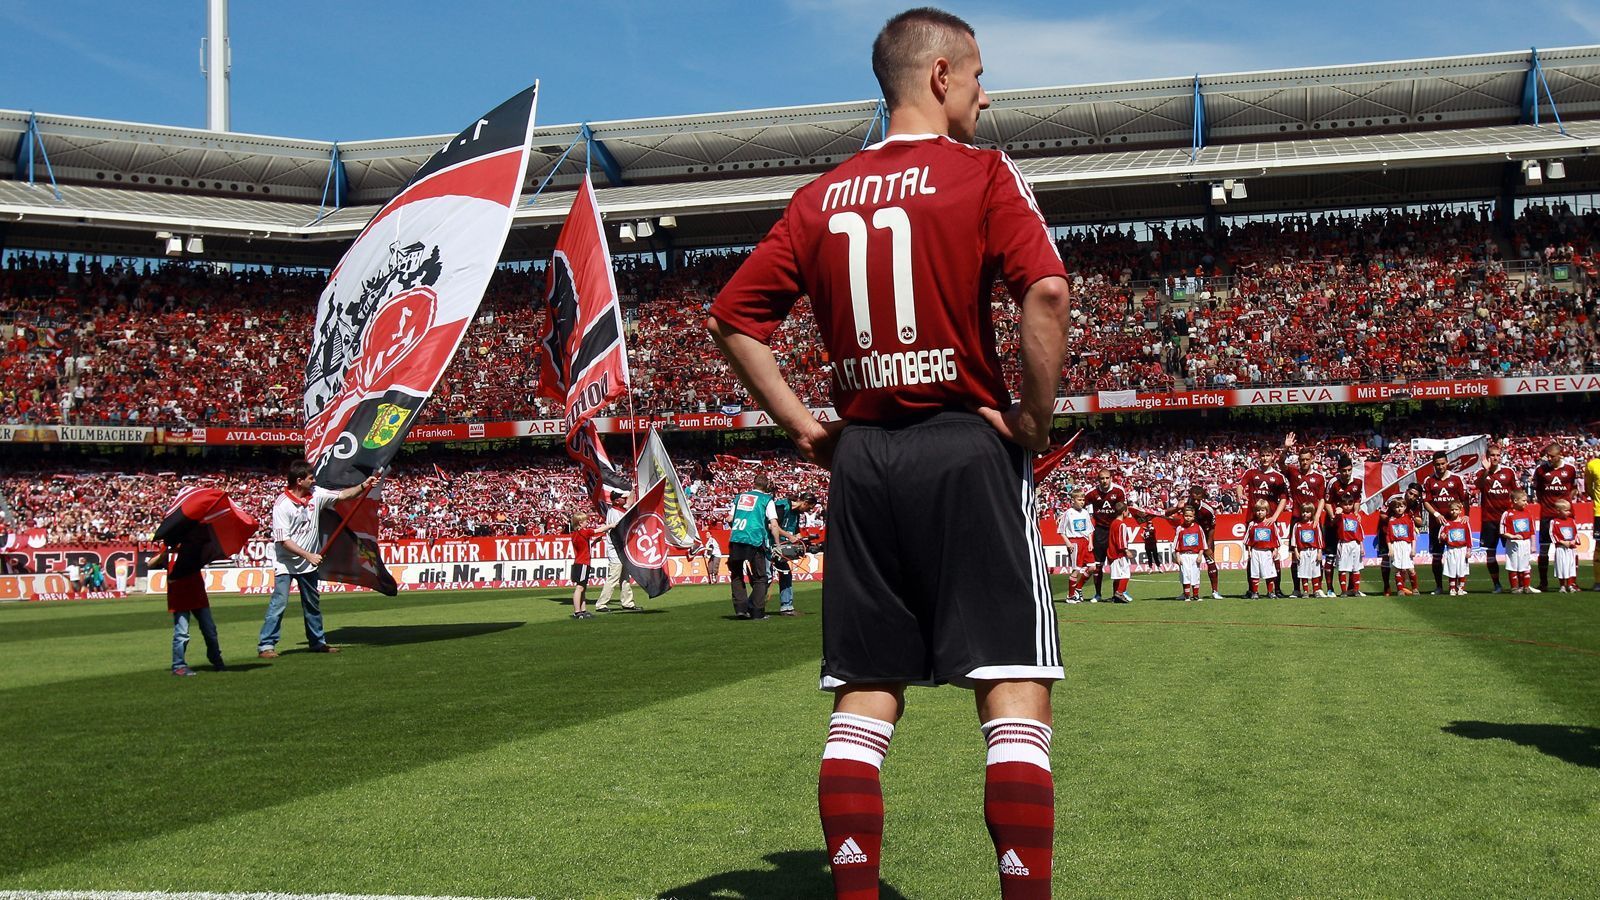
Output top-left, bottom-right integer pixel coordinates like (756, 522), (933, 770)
(1173, 524), (1208, 553)
(1384, 514), (1417, 544)
(1421, 472), (1469, 512)
(1551, 517), (1579, 546)
(1085, 484), (1127, 528)
(1325, 476), (1364, 508)
(1443, 518), (1474, 548)
(570, 527), (600, 566)
(1533, 462), (1578, 514)
(1338, 514), (1364, 543)
(1241, 468), (1289, 510)
(1245, 519), (1279, 550)
(1287, 465), (1327, 508)
(1292, 520), (1322, 550)
(1499, 508), (1536, 541)
(711, 134), (1066, 422)
(1475, 465), (1519, 517)
(1107, 516), (1139, 557)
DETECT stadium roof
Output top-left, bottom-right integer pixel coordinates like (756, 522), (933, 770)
(3, 45), (1600, 264)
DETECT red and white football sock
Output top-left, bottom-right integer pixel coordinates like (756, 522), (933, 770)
(982, 718), (1054, 900)
(1350, 572), (1361, 593)
(1248, 577), (1259, 595)
(821, 712), (894, 900)
(1113, 578), (1128, 595)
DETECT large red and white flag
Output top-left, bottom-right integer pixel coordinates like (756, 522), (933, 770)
(1361, 435), (1488, 513)
(304, 85), (539, 489)
(537, 174), (632, 506)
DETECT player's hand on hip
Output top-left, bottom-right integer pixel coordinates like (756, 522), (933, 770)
(795, 417), (846, 469)
(976, 404), (1050, 451)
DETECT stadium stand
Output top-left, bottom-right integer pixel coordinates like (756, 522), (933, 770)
(2, 206), (1597, 427)
(5, 411), (1597, 548)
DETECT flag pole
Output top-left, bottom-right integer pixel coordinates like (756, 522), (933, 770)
(318, 470), (383, 556)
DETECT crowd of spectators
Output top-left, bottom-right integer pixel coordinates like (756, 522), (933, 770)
(7, 409), (1600, 549)
(2, 206), (1598, 430)
(0, 441), (831, 547)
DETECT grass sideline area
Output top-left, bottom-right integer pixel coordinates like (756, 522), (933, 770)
(2, 571), (1597, 899)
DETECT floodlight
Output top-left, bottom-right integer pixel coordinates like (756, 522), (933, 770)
(618, 223), (636, 243)
(658, 215), (677, 229)
(1547, 160), (1566, 180)
(1210, 184), (1228, 205)
(1231, 181), (1248, 200)
(186, 236), (204, 254)
(166, 236), (184, 255)
(1524, 162), (1543, 186)
(635, 219), (655, 238)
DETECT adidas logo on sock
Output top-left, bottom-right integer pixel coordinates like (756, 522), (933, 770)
(832, 837), (869, 865)
(999, 848), (1031, 876)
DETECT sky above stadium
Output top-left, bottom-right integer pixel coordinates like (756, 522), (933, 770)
(2, 0), (1598, 141)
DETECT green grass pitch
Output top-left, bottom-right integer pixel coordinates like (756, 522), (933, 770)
(2, 568), (1597, 899)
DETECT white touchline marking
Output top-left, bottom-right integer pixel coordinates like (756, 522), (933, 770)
(0, 883), (537, 890)
(0, 892), (531, 900)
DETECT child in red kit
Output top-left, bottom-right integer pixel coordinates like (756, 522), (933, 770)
(1335, 502), (1366, 597)
(1550, 498), (1580, 592)
(1171, 506), (1209, 601)
(1245, 500), (1279, 599)
(1383, 498), (1419, 596)
(1441, 501), (1474, 595)
(1499, 490), (1538, 594)
(1292, 503), (1324, 598)
(1105, 501), (1138, 603)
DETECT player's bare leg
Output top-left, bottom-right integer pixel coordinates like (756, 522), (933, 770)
(570, 584), (587, 617)
(975, 679), (1055, 900)
(823, 686), (904, 900)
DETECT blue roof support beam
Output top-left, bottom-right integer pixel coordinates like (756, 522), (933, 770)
(580, 123), (627, 186)
(14, 112), (63, 201)
(1190, 75), (1207, 162)
(1520, 47), (1569, 135)
(861, 99), (888, 149)
(318, 142), (349, 214)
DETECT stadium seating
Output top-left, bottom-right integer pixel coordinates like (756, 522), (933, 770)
(2, 206), (1596, 429)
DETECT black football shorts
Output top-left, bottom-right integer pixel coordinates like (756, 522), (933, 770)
(570, 564), (593, 586)
(820, 411), (1062, 690)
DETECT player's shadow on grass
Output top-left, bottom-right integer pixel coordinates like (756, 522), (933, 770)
(321, 621), (525, 647)
(656, 849), (908, 900)
(1442, 721), (1600, 769)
